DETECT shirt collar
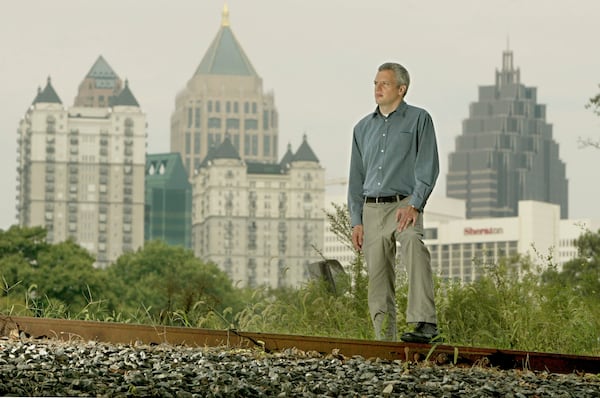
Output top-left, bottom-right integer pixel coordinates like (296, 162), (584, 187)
(372, 101), (408, 118)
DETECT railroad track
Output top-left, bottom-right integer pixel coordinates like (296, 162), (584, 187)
(3, 315), (599, 375)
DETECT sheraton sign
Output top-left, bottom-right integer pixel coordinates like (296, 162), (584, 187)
(464, 227), (504, 235)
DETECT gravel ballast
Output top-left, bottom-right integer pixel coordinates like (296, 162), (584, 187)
(0, 338), (598, 397)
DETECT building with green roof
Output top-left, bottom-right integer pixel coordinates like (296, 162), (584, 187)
(145, 153), (192, 248)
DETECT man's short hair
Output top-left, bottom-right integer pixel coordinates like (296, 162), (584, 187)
(378, 62), (410, 95)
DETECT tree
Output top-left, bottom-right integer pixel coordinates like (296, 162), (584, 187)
(582, 86), (600, 149)
(0, 226), (49, 300)
(26, 239), (106, 312)
(586, 85), (600, 116)
(0, 227), (108, 316)
(0, 226), (48, 261)
(543, 229), (600, 298)
(105, 240), (241, 325)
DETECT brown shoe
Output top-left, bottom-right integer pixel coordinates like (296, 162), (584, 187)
(400, 322), (439, 343)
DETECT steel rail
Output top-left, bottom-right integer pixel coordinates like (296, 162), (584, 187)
(4, 316), (599, 375)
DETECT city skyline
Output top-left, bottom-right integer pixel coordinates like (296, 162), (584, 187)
(2, 0), (599, 230)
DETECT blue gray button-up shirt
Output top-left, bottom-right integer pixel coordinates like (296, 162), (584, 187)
(347, 101), (439, 227)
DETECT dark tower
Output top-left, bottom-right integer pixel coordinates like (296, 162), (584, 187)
(446, 48), (568, 219)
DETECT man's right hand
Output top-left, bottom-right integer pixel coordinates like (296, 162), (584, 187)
(352, 224), (364, 252)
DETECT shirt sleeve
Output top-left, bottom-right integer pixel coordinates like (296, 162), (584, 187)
(410, 112), (439, 211)
(348, 126), (365, 226)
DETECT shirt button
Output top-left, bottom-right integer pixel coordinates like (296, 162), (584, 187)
(381, 149), (384, 152)
(377, 182), (381, 185)
(378, 166), (382, 170)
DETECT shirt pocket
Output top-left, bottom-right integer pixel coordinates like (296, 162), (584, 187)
(388, 130), (414, 154)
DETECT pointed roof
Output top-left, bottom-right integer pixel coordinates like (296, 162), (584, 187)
(199, 135), (241, 168)
(87, 55), (119, 79)
(194, 5), (257, 77)
(111, 80), (139, 107)
(213, 135), (241, 160)
(279, 143), (294, 167)
(32, 77), (62, 104)
(146, 153), (191, 190)
(293, 134), (319, 163)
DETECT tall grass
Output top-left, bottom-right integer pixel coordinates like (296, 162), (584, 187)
(1, 255), (598, 356)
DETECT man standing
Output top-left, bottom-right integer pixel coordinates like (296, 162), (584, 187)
(347, 62), (439, 342)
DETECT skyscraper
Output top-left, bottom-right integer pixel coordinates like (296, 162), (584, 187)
(168, 5), (326, 287)
(170, 5), (278, 175)
(16, 57), (146, 267)
(446, 49), (568, 219)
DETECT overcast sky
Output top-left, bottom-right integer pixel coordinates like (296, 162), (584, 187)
(1, 0), (599, 229)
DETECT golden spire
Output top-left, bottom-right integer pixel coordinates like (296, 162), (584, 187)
(221, 3), (230, 27)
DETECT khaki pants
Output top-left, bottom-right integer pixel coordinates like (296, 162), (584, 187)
(362, 198), (437, 341)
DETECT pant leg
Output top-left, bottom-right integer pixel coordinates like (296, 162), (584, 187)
(395, 201), (437, 324)
(362, 202), (398, 340)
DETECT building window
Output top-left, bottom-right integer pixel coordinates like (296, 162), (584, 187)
(244, 134), (250, 156)
(195, 107), (201, 128)
(232, 134), (240, 151)
(271, 110), (277, 128)
(215, 101), (221, 113)
(208, 133), (222, 149)
(263, 135), (270, 157)
(263, 110), (270, 130)
(244, 119), (258, 130)
(185, 132), (191, 154)
(226, 118), (240, 130)
(208, 118), (221, 129)
(252, 135), (258, 156)
(194, 132), (201, 154)
(188, 108), (193, 128)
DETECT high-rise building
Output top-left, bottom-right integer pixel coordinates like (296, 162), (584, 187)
(192, 135), (324, 288)
(170, 4), (278, 175)
(145, 153), (192, 248)
(446, 49), (568, 219)
(16, 57), (146, 267)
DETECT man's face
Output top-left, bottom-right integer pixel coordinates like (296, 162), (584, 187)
(374, 69), (404, 108)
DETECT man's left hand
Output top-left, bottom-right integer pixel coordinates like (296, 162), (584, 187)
(396, 206), (418, 232)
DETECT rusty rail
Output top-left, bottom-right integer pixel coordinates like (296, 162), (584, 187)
(4, 316), (599, 375)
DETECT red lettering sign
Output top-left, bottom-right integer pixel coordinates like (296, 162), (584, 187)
(463, 227), (504, 235)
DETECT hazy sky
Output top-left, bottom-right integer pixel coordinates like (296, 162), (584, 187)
(2, 0), (599, 229)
